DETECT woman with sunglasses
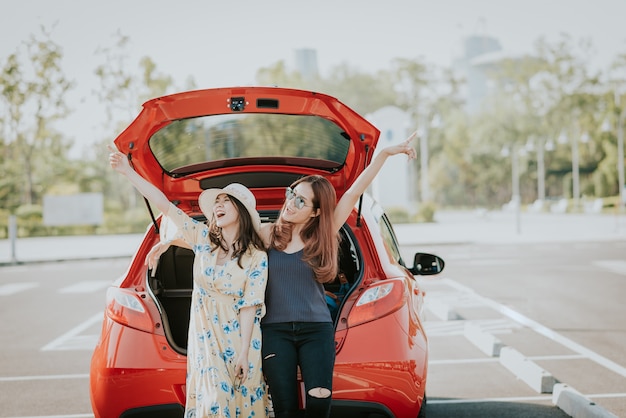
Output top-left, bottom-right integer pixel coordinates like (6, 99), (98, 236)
(258, 131), (417, 418)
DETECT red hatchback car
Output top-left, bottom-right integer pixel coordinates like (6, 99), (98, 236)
(90, 87), (444, 418)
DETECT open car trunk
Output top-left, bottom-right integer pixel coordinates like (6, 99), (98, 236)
(147, 223), (360, 355)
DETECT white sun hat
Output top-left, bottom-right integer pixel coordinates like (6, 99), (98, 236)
(198, 183), (261, 232)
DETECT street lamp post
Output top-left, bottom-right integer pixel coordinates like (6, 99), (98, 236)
(616, 94), (625, 214)
(572, 132), (580, 209)
(526, 136), (554, 205)
(536, 139), (546, 201)
(512, 143), (521, 234)
(419, 125), (429, 203)
(558, 128), (588, 210)
(502, 144), (521, 234)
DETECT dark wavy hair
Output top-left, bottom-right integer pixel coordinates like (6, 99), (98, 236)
(207, 196), (265, 268)
(271, 175), (340, 283)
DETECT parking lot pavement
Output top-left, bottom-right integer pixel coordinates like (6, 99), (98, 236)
(1, 210), (625, 265)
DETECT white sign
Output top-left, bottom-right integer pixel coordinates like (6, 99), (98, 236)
(43, 193), (104, 226)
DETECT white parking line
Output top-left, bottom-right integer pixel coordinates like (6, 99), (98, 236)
(430, 357), (499, 365)
(429, 394), (553, 404)
(424, 318), (522, 337)
(429, 354), (586, 366)
(0, 282), (39, 296)
(0, 373), (89, 382)
(587, 392), (626, 399)
(5, 415), (93, 418)
(58, 280), (111, 294)
(529, 354), (587, 361)
(41, 313), (103, 351)
(423, 320), (466, 336)
(427, 392), (626, 404)
(594, 260), (626, 276)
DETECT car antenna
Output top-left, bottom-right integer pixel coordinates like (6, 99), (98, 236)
(127, 152), (160, 234)
(356, 140), (370, 227)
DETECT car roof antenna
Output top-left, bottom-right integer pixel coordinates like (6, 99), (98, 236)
(356, 142), (370, 227)
(127, 153), (160, 234)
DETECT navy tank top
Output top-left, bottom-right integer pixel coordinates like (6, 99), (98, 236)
(262, 248), (332, 324)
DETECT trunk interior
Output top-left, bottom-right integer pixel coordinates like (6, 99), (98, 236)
(147, 226), (360, 355)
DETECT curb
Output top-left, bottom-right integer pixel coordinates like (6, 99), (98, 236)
(552, 384), (618, 418)
(425, 299), (461, 321)
(0, 254), (132, 267)
(499, 346), (556, 393)
(0, 233), (143, 267)
(463, 322), (503, 357)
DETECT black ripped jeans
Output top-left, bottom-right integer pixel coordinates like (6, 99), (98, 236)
(261, 322), (335, 418)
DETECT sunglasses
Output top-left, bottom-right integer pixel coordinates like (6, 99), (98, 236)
(285, 187), (315, 210)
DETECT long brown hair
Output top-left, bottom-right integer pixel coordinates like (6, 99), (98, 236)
(271, 175), (339, 283)
(208, 197), (265, 268)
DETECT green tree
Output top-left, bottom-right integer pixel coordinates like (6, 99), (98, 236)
(255, 61), (396, 116)
(256, 61), (307, 90)
(599, 51), (626, 203)
(0, 26), (74, 211)
(390, 57), (431, 115)
(90, 32), (175, 232)
(530, 36), (603, 201)
(317, 64), (396, 115)
(445, 34), (606, 209)
(0, 53), (23, 210)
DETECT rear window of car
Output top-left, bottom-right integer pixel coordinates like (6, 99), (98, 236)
(149, 113), (351, 174)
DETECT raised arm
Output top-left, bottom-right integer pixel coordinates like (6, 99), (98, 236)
(333, 131), (417, 231)
(108, 145), (171, 214)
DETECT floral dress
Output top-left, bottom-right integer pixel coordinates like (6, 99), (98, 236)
(166, 204), (269, 418)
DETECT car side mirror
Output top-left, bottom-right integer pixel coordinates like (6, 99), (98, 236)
(409, 253), (445, 275)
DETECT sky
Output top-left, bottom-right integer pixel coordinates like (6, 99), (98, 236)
(2, 0), (626, 156)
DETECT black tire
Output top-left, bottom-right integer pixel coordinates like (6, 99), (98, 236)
(417, 393), (427, 418)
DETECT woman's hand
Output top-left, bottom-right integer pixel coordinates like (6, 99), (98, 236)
(234, 351), (250, 387)
(145, 241), (172, 276)
(108, 145), (132, 175)
(381, 130), (417, 160)
(334, 130), (418, 232)
(107, 144), (171, 214)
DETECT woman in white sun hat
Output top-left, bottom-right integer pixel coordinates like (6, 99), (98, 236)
(109, 145), (269, 418)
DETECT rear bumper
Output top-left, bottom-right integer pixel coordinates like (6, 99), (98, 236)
(90, 317), (186, 418)
(332, 308), (428, 417)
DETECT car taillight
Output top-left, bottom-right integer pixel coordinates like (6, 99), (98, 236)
(106, 287), (155, 333)
(347, 280), (406, 327)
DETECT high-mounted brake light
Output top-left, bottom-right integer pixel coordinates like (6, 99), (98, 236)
(347, 280), (406, 327)
(105, 287), (155, 333)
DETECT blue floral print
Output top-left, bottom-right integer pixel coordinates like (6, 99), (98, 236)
(165, 203), (269, 417)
